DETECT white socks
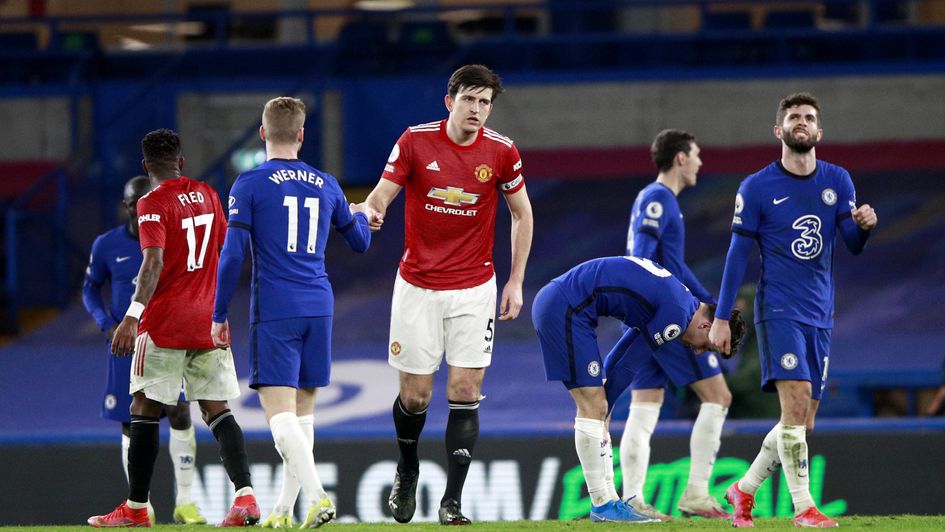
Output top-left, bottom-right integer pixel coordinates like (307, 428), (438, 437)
(121, 433), (131, 482)
(272, 414), (315, 515)
(739, 425), (780, 494)
(574, 417), (610, 507)
(601, 430), (620, 501)
(169, 426), (196, 506)
(686, 402), (728, 495)
(620, 402), (660, 502)
(270, 412), (326, 508)
(778, 424), (814, 514)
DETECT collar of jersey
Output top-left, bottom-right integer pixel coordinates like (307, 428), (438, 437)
(776, 160), (819, 180)
(438, 119), (482, 151)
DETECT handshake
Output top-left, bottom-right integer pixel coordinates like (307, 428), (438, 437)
(349, 202), (385, 232)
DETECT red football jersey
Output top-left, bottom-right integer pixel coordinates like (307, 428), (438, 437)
(136, 177), (227, 349)
(382, 120), (525, 290)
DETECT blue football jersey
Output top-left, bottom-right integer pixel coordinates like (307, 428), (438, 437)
(627, 183), (683, 263)
(226, 159), (366, 322)
(550, 256), (699, 351)
(83, 226), (142, 330)
(732, 160), (857, 327)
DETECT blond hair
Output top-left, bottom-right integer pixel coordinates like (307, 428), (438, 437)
(263, 97), (306, 144)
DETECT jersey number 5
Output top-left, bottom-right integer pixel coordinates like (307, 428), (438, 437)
(283, 196), (320, 253)
(181, 213), (214, 272)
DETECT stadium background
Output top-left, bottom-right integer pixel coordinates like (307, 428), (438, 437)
(0, 0), (943, 525)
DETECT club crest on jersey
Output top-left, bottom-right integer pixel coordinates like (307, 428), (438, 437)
(781, 353), (799, 370)
(587, 361), (601, 377)
(646, 201), (664, 219)
(707, 354), (719, 368)
(427, 186), (480, 207)
(390, 341), (402, 356)
(104, 394), (117, 410)
(821, 188), (837, 206)
(474, 164), (493, 183)
(663, 323), (681, 341)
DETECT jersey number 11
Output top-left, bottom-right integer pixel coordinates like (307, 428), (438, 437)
(283, 196), (320, 254)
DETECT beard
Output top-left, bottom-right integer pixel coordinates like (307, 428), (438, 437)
(784, 129), (817, 153)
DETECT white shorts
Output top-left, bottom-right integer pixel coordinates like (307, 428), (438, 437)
(388, 272), (497, 374)
(130, 332), (241, 406)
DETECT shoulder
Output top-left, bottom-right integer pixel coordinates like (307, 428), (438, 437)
(481, 127), (515, 149)
(819, 160), (852, 180)
(404, 120), (440, 133)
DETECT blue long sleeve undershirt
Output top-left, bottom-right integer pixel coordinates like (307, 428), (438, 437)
(212, 227), (249, 324)
(714, 232), (754, 320)
(81, 277), (115, 332)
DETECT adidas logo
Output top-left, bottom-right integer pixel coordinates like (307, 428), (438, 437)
(452, 448), (471, 459)
(426, 161), (441, 171)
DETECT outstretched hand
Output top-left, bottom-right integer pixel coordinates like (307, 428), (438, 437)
(350, 202), (384, 232)
(709, 318), (732, 358)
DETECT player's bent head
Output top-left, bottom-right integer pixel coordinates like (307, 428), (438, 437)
(651, 129), (696, 172)
(141, 128), (183, 171)
(262, 96), (306, 145)
(123, 175), (151, 207)
(777, 92), (821, 126)
(448, 64), (504, 102)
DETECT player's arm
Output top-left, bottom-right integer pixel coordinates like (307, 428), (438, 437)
(838, 204), (877, 255)
(602, 328), (648, 416)
(340, 208), (372, 252)
(364, 178), (403, 232)
(81, 241), (117, 334)
(111, 246), (163, 356)
(679, 263), (716, 305)
(211, 226), (250, 347)
(708, 232), (753, 355)
(499, 185), (533, 321)
(629, 230), (659, 259)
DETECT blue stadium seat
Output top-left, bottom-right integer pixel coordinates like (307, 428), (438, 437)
(702, 12), (752, 31)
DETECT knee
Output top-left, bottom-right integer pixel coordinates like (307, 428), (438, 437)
(400, 391), (432, 412)
(165, 405), (192, 430)
(716, 388), (733, 408)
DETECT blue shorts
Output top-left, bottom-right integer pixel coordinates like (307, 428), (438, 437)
(250, 316), (332, 389)
(756, 319), (832, 400)
(102, 343), (183, 423)
(533, 282), (603, 389)
(630, 339), (723, 390)
(103, 348), (133, 423)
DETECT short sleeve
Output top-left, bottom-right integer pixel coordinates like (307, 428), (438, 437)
(498, 143), (524, 195)
(226, 176), (253, 231)
(136, 195), (167, 251)
(731, 177), (761, 237)
(381, 130), (412, 186)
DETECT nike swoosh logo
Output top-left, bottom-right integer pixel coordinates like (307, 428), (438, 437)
(773, 197), (790, 205)
(115, 256), (132, 262)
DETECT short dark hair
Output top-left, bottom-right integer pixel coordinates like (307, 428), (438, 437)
(706, 305), (748, 359)
(123, 175), (151, 206)
(651, 129), (696, 172)
(777, 92), (821, 126)
(447, 64), (504, 102)
(141, 128), (181, 166)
